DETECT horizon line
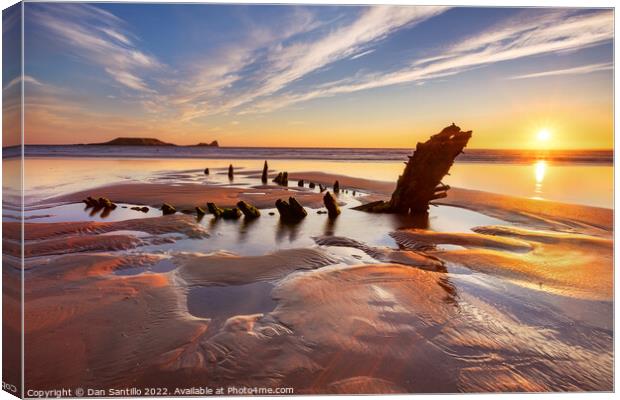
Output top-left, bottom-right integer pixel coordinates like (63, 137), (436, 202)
(6, 144), (614, 151)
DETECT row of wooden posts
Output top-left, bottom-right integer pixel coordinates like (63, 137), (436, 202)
(199, 160), (341, 222)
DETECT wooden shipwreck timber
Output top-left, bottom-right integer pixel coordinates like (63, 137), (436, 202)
(355, 123), (472, 214)
(81, 124), (470, 221)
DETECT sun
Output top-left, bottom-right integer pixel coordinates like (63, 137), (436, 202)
(537, 128), (551, 142)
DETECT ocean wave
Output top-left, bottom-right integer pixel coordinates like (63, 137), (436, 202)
(4, 145), (614, 165)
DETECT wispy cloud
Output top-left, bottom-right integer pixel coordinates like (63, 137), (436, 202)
(245, 9), (613, 114)
(31, 4), (162, 93)
(28, 4), (447, 120)
(350, 49), (376, 60)
(164, 5), (448, 120)
(19, 75), (201, 144)
(414, 10), (613, 75)
(508, 62), (613, 80)
(164, 7), (323, 120)
(26, 5), (613, 130)
(218, 6), (448, 114)
(4, 75), (43, 90)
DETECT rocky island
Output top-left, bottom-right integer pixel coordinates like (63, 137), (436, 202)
(88, 137), (221, 147)
(89, 137), (176, 146)
(194, 140), (219, 147)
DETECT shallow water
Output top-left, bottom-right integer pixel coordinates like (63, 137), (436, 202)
(187, 282), (276, 320)
(14, 156), (613, 208)
(114, 258), (177, 276)
(21, 203), (155, 222)
(19, 164), (507, 256)
(21, 200), (506, 257)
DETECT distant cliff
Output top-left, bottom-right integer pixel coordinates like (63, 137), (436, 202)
(90, 137), (176, 146)
(194, 140), (219, 147)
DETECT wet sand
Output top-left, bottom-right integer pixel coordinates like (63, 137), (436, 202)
(12, 167), (613, 393)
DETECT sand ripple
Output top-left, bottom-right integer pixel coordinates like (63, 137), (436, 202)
(6, 215), (208, 258)
(399, 226), (614, 301)
(175, 248), (338, 286)
(392, 229), (533, 252)
(314, 235), (443, 270)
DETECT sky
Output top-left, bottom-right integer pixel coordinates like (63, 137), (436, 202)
(3, 4), (614, 148)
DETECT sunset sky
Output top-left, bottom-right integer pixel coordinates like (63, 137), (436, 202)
(3, 4), (614, 148)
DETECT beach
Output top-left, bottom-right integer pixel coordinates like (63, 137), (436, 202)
(3, 2), (614, 396)
(3, 152), (613, 393)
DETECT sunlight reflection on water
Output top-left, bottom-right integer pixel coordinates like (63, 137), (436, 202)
(533, 160), (547, 199)
(15, 157), (612, 208)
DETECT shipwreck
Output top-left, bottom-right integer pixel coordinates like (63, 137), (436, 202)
(356, 123), (472, 214)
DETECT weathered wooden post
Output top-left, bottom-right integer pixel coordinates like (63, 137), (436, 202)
(261, 161), (268, 183)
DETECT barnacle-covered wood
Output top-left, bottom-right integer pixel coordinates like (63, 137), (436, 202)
(356, 123), (471, 214)
(273, 171), (289, 186)
(237, 200), (261, 219)
(275, 197), (307, 222)
(207, 202), (223, 218)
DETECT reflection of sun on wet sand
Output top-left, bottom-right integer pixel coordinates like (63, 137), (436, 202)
(6, 125), (612, 394)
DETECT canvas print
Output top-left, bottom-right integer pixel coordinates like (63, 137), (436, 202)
(2, 2), (614, 397)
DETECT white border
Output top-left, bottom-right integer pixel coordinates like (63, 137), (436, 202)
(0, 1), (616, 400)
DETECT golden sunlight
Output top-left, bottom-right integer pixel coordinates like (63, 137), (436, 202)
(533, 159), (546, 198)
(537, 128), (551, 142)
(534, 160), (546, 184)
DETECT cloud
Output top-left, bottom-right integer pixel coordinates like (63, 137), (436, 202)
(414, 10), (613, 74)
(222, 6), (448, 113)
(99, 27), (133, 46)
(18, 75), (195, 144)
(4, 75), (43, 90)
(160, 5), (448, 121)
(350, 49), (376, 60)
(27, 5), (447, 120)
(245, 9), (613, 114)
(4, 75), (56, 146)
(508, 62), (613, 80)
(30, 3), (162, 92)
(25, 5), (612, 129)
(104, 68), (154, 92)
(163, 7), (324, 121)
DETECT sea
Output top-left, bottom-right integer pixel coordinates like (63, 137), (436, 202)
(4, 145), (613, 164)
(2, 146), (614, 209)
